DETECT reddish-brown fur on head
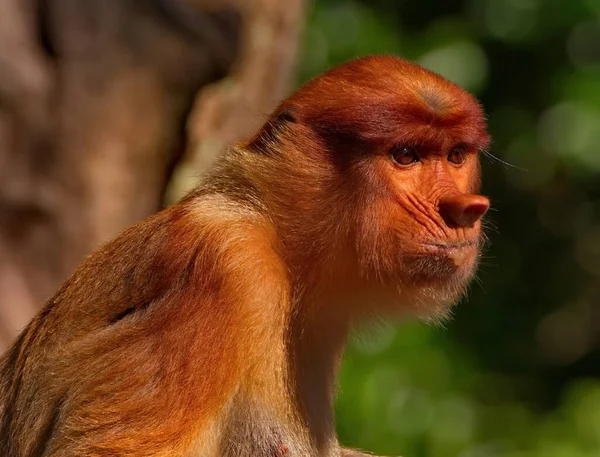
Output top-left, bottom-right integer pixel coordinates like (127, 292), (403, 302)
(277, 56), (488, 149)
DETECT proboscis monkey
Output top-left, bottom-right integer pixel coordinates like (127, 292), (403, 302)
(0, 56), (490, 457)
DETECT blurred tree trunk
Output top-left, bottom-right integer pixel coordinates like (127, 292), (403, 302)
(0, 0), (306, 351)
(168, 0), (307, 200)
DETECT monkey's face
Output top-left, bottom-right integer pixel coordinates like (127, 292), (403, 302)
(351, 137), (488, 314)
(299, 62), (489, 313)
(330, 90), (492, 316)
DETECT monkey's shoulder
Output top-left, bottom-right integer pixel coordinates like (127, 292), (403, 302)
(38, 196), (282, 336)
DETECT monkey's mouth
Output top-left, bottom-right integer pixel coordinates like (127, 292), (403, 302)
(399, 239), (479, 282)
(420, 240), (478, 265)
(423, 240), (477, 248)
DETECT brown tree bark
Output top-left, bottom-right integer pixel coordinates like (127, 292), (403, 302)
(168, 0), (307, 201)
(0, 0), (244, 349)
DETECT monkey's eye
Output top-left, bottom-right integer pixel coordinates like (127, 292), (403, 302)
(391, 146), (419, 166)
(447, 146), (468, 165)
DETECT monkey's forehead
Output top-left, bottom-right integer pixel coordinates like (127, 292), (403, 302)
(282, 86), (488, 150)
(269, 56), (489, 151)
(285, 56), (485, 123)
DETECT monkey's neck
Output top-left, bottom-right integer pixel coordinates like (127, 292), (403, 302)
(201, 154), (352, 452)
(286, 294), (351, 454)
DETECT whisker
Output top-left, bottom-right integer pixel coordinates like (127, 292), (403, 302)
(482, 149), (526, 171)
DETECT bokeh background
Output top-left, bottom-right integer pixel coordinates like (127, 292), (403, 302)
(1, 1), (600, 456)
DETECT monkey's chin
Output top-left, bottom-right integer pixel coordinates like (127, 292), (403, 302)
(397, 244), (479, 320)
(404, 243), (478, 283)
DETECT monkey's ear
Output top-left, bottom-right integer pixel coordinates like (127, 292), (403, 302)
(247, 109), (297, 153)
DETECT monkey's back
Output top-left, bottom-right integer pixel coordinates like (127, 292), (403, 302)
(0, 197), (261, 457)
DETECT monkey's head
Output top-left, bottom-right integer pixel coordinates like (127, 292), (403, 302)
(245, 56), (490, 318)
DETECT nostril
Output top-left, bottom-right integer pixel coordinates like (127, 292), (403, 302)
(439, 194), (490, 228)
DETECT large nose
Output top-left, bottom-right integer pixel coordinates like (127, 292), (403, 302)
(439, 194), (490, 228)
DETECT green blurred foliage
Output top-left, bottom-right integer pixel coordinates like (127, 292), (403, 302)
(298, 0), (600, 455)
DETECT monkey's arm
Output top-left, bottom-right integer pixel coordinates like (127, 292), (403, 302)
(39, 289), (245, 457)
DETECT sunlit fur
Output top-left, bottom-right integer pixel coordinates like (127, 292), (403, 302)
(0, 56), (490, 457)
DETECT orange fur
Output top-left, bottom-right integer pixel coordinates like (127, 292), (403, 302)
(0, 56), (490, 457)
